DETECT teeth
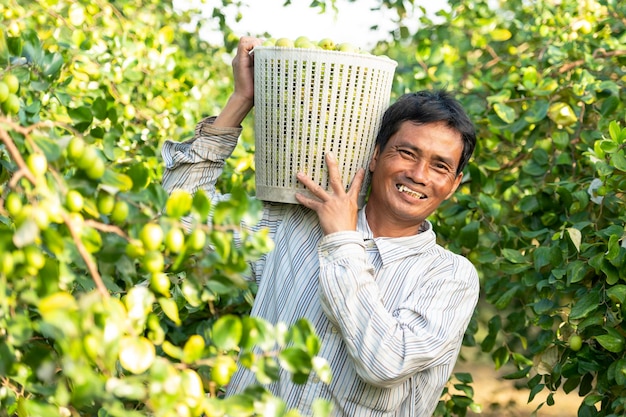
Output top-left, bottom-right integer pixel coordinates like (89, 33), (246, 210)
(397, 184), (425, 199)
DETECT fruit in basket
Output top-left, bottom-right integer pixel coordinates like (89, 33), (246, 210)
(336, 42), (359, 53)
(294, 36), (313, 48)
(318, 38), (335, 50)
(275, 37), (295, 47)
(262, 38), (275, 46)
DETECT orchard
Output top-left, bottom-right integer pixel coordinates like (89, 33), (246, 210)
(0, 1), (624, 417)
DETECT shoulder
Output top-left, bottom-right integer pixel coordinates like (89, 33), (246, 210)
(431, 245), (479, 283)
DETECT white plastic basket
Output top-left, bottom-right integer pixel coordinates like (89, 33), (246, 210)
(253, 46), (397, 206)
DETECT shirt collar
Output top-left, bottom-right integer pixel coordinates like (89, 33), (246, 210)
(357, 206), (438, 265)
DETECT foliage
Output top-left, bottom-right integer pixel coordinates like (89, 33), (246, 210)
(0, 1), (329, 416)
(2, 0), (626, 416)
(372, 0), (625, 415)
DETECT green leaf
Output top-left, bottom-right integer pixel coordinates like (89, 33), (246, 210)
(158, 297), (180, 326)
(192, 189), (211, 223)
(570, 288), (601, 320)
(118, 336), (155, 374)
(92, 97), (108, 120)
(595, 328), (625, 353)
(165, 189), (193, 219)
(502, 248), (527, 264)
(32, 133), (62, 162)
(42, 51), (64, 78)
(312, 356), (332, 384)
(278, 346), (312, 375)
(212, 314), (242, 351)
(611, 151), (626, 172)
(101, 169), (133, 192)
(523, 100), (549, 123)
(494, 286), (518, 310)
(493, 102), (516, 124)
(240, 317), (275, 351)
(566, 228), (582, 252)
(607, 285), (626, 304)
(459, 220), (479, 248)
(127, 162), (151, 191)
(67, 106), (93, 129)
(486, 89), (511, 104)
(491, 28), (512, 41)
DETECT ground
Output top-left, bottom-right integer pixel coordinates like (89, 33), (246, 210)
(452, 349), (581, 417)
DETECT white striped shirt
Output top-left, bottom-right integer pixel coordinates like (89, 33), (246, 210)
(161, 117), (480, 417)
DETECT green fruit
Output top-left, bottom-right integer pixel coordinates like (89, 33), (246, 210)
(24, 245), (45, 270)
(211, 355), (237, 386)
(32, 206), (49, 230)
(125, 239), (145, 258)
(2, 93), (20, 114)
(569, 334), (583, 351)
(27, 153), (48, 177)
(85, 157), (105, 179)
(140, 223), (164, 251)
(96, 191), (115, 215)
(67, 137), (85, 161)
(262, 38), (275, 46)
(336, 42), (358, 53)
(150, 272), (170, 295)
(294, 36), (315, 49)
(123, 104), (136, 119)
(5, 192), (22, 217)
(318, 38), (335, 50)
(165, 226), (185, 253)
(110, 200), (129, 224)
(76, 146), (99, 170)
(143, 250), (164, 273)
(275, 37), (294, 47)
(83, 334), (100, 359)
(183, 334), (206, 362)
(0, 81), (8, 103)
(187, 229), (206, 252)
(3, 74), (19, 94)
(0, 252), (14, 275)
(65, 190), (84, 212)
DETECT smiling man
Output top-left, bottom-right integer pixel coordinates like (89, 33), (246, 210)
(162, 36), (479, 417)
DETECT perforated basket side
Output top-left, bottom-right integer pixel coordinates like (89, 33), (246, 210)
(253, 47), (397, 206)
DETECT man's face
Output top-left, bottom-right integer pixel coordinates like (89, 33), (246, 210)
(365, 121), (464, 237)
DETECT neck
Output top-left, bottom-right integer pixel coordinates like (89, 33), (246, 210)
(364, 204), (424, 238)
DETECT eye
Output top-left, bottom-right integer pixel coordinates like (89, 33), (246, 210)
(433, 161), (453, 173)
(398, 148), (417, 160)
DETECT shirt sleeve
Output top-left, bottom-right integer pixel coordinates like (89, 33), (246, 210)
(317, 231), (479, 388)
(161, 116), (242, 199)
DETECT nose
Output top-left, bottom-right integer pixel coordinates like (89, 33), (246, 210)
(406, 158), (429, 185)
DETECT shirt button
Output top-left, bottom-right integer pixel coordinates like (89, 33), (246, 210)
(331, 326), (339, 334)
(312, 376), (320, 383)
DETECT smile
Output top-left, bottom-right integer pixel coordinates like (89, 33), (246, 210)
(397, 184), (426, 199)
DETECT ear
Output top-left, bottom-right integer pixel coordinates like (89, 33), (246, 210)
(369, 146), (380, 172)
(445, 172), (464, 200)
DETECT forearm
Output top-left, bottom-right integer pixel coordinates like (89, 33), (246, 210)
(213, 92), (254, 128)
(161, 117), (241, 198)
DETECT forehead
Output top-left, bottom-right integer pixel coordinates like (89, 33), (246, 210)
(388, 121), (464, 155)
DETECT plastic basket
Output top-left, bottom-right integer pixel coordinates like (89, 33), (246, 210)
(253, 46), (397, 206)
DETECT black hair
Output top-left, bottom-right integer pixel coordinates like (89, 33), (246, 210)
(375, 90), (477, 175)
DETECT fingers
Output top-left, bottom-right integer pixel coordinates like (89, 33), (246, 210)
(295, 151), (365, 201)
(347, 167), (366, 199)
(325, 152), (344, 195)
(238, 36), (262, 55)
(296, 171), (327, 202)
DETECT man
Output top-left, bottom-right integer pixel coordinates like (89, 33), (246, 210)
(162, 36), (479, 417)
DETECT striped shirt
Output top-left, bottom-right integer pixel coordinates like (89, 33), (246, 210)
(161, 117), (480, 417)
